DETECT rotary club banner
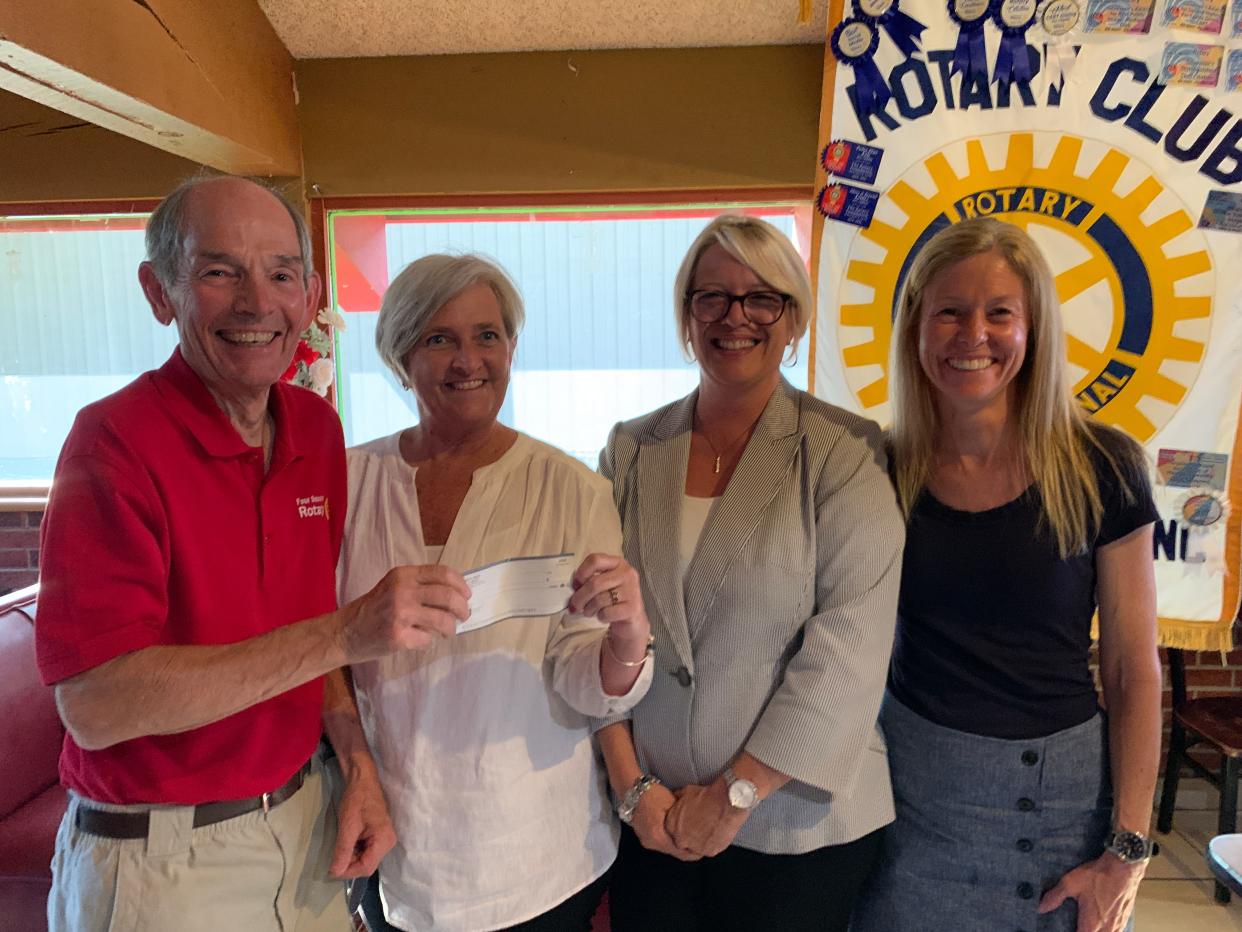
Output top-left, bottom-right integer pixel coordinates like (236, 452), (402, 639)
(810, 0), (1242, 648)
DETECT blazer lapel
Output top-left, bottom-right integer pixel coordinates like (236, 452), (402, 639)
(685, 380), (802, 643)
(636, 392), (696, 673)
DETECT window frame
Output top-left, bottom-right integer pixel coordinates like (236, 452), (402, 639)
(309, 188), (814, 283)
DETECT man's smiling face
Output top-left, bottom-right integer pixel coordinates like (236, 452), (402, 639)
(142, 178), (320, 409)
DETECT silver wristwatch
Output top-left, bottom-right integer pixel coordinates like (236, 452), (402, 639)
(723, 766), (759, 811)
(617, 774), (660, 824)
(1105, 830), (1158, 864)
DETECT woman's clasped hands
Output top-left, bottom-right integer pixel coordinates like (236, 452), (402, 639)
(625, 774), (754, 863)
(665, 779), (750, 857)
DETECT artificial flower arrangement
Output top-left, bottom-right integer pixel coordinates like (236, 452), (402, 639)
(282, 308), (346, 397)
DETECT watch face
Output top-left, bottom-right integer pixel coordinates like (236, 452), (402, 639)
(1111, 831), (1150, 861)
(728, 779), (758, 810)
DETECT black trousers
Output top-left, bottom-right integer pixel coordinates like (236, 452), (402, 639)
(609, 823), (884, 932)
(360, 868), (608, 932)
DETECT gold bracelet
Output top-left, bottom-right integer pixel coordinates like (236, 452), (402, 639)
(604, 632), (654, 667)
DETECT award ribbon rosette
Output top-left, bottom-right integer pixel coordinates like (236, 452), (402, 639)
(832, 17), (891, 115)
(949, 0), (995, 81)
(853, 0), (928, 56)
(992, 0), (1040, 84)
(1034, 0), (1084, 88)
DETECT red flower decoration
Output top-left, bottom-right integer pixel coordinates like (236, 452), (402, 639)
(281, 339), (320, 383)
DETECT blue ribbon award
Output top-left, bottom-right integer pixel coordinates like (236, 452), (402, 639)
(854, 0), (928, 57)
(992, 0), (1039, 86)
(948, 0), (993, 82)
(832, 17), (891, 116)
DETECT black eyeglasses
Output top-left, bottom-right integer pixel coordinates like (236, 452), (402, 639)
(685, 289), (790, 326)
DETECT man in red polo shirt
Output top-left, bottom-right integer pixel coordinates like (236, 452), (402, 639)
(35, 176), (470, 931)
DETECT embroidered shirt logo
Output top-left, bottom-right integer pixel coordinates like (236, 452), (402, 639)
(296, 494), (329, 520)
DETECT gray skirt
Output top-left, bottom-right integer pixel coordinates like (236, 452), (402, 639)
(851, 693), (1115, 932)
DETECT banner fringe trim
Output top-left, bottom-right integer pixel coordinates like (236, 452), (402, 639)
(1157, 618), (1235, 653)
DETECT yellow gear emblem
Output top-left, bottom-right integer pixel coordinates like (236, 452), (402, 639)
(835, 132), (1212, 441)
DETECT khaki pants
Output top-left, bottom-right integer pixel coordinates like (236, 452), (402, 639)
(48, 756), (351, 932)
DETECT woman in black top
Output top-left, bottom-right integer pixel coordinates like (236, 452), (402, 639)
(852, 218), (1160, 932)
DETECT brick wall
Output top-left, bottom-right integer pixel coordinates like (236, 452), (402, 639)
(0, 510), (41, 595)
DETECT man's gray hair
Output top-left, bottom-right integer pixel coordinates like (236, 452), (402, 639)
(376, 253), (525, 387)
(144, 174), (314, 288)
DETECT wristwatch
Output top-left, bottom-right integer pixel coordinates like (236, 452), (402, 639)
(1105, 830), (1159, 864)
(723, 766), (759, 811)
(617, 774), (660, 825)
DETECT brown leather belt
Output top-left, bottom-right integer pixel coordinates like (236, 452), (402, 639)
(75, 760), (312, 840)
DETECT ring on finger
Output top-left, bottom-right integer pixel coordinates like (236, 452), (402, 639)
(608, 586), (620, 606)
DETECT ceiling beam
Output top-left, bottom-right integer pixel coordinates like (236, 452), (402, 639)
(0, 0), (301, 177)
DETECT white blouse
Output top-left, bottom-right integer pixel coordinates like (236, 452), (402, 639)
(338, 431), (652, 932)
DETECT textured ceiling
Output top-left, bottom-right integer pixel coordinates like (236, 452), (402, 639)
(258, 0), (829, 59)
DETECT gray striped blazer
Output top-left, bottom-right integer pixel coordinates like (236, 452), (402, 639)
(598, 378), (904, 854)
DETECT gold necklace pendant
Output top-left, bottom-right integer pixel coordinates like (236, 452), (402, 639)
(697, 415), (750, 476)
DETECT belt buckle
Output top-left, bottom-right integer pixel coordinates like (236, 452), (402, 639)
(262, 791), (272, 814)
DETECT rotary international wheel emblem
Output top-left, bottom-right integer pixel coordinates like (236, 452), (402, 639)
(833, 132), (1213, 441)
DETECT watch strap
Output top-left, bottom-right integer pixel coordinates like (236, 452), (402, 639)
(618, 774), (660, 824)
(1105, 830), (1158, 863)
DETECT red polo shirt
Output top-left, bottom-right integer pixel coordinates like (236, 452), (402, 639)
(36, 349), (346, 804)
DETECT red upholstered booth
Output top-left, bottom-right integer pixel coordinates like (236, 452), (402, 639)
(0, 584), (64, 932)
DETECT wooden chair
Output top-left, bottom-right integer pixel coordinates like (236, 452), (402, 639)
(1156, 647), (1242, 904)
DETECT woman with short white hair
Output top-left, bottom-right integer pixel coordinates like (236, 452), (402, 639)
(339, 253), (654, 931)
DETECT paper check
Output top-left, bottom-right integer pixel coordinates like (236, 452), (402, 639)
(458, 553), (575, 634)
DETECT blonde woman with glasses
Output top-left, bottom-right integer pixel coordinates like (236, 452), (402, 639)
(595, 215), (904, 931)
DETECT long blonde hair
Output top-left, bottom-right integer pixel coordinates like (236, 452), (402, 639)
(889, 218), (1134, 557)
